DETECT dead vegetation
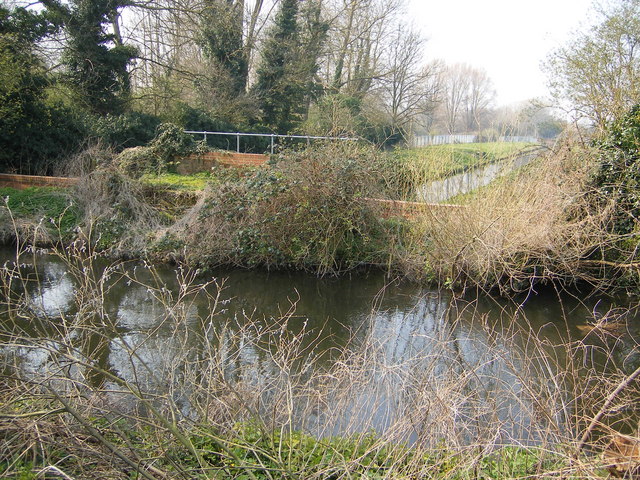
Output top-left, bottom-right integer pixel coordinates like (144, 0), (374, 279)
(0, 238), (639, 478)
(2, 134), (640, 294)
(399, 136), (631, 293)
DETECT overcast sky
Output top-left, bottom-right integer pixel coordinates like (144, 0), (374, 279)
(406, 0), (597, 106)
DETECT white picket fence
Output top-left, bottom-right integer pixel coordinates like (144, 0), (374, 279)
(411, 134), (539, 147)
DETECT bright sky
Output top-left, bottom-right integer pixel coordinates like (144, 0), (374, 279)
(407, 0), (597, 106)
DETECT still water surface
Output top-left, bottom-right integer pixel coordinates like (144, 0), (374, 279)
(2, 247), (639, 444)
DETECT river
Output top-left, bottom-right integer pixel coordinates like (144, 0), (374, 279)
(1, 247), (639, 447)
(417, 151), (538, 202)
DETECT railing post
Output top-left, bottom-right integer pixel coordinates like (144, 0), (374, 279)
(271, 134), (275, 154)
(236, 133), (240, 152)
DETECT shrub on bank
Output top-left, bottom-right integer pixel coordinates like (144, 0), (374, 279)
(590, 104), (640, 237)
(89, 111), (161, 151)
(179, 142), (394, 274)
(115, 123), (207, 177)
(399, 139), (609, 292)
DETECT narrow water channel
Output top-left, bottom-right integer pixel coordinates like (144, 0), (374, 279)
(1, 247), (639, 446)
(417, 152), (538, 202)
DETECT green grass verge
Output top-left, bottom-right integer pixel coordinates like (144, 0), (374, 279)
(139, 167), (248, 192)
(0, 187), (80, 239)
(139, 172), (214, 191)
(182, 424), (571, 479)
(383, 142), (538, 201)
(4, 415), (588, 479)
(395, 142), (536, 180)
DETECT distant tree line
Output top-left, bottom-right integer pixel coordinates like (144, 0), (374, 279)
(1, 0), (567, 173)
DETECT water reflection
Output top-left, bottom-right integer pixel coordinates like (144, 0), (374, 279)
(1, 248), (639, 445)
(30, 261), (74, 317)
(417, 153), (535, 202)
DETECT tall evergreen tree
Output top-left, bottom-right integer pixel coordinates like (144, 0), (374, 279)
(253, 0), (326, 132)
(42, 0), (137, 115)
(299, 0), (329, 115)
(252, 0), (300, 132)
(199, 0), (248, 95)
(0, 7), (85, 172)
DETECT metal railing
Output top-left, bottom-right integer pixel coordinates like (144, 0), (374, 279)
(184, 131), (360, 154)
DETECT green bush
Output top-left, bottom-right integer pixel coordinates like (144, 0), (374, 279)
(0, 5), (98, 174)
(164, 102), (273, 153)
(0, 33), (87, 174)
(113, 146), (155, 177)
(151, 123), (202, 163)
(89, 111), (161, 151)
(591, 104), (640, 235)
(185, 142), (393, 273)
(114, 123), (206, 177)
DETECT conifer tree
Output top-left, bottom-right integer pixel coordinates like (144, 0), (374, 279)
(199, 0), (248, 95)
(252, 0), (301, 132)
(42, 0), (137, 115)
(253, 0), (326, 132)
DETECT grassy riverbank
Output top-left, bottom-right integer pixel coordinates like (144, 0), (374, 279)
(0, 416), (585, 479)
(0, 137), (637, 292)
(2, 136), (639, 477)
(395, 141), (534, 178)
(388, 142), (536, 199)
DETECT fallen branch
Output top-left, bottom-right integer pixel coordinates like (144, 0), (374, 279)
(579, 259), (640, 269)
(575, 363), (640, 456)
(0, 407), (66, 419)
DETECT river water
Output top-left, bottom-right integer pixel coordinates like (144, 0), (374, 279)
(1, 247), (639, 446)
(417, 152), (537, 203)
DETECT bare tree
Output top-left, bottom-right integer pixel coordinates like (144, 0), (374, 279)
(98, 0), (278, 122)
(376, 25), (442, 137)
(439, 63), (470, 134)
(419, 62), (444, 132)
(123, 0), (206, 113)
(546, 0), (640, 128)
(433, 63), (495, 134)
(463, 67), (495, 132)
(322, 0), (403, 97)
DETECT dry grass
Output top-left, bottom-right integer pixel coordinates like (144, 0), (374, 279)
(71, 167), (163, 255)
(402, 137), (623, 292)
(0, 235), (638, 478)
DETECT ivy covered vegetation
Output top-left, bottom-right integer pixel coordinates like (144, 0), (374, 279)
(0, 123), (635, 293)
(590, 105), (640, 237)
